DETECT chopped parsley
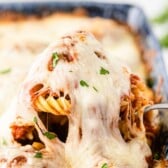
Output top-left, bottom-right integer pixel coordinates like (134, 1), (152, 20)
(101, 163), (108, 168)
(52, 52), (59, 68)
(0, 68), (11, 74)
(33, 116), (37, 124)
(80, 80), (89, 87)
(34, 152), (43, 158)
(93, 86), (98, 92)
(160, 34), (168, 48)
(152, 7), (168, 24)
(100, 67), (109, 75)
(2, 138), (7, 146)
(33, 117), (56, 140)
(146, 77), (155, 88)
(153, 153), (160, 160)
(43, 131), (57, 140)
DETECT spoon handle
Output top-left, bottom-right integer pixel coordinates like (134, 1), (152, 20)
(144, 103), (168, 113)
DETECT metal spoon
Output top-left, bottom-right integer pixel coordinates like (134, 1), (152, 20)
(144, 103), (168, 113)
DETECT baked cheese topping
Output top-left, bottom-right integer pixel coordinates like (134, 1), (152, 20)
(0, 31), (151, 168)
(0, 13), (146, 115)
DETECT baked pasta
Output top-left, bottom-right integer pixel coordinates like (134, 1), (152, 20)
(0, 11), (148, 116)
(0, 31), (161, 168)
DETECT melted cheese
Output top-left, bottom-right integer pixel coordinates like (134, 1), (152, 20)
(0, 31), (151, 168)
(0, 13), (146, 115)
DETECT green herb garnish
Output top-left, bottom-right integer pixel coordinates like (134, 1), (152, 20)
(52, 52), (59, 68)
(93, 86), (98, 92)
(160, 34), (168, 48)
(33, 116), (37, 124)
(101, 163), (108, 168)
(153, 153), (160, 160)
(2, 138), (7, 146)
(146, 77), (155, 88)
(80, 80), (89, 87)
(0, 68), (11, 74)
(152, 7), (168, 24)
(34, 152), (43, 158)
(100, 67), (109, 75)
(43, 131), (57, 140)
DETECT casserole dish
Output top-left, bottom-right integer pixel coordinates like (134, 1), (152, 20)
(0, 1), (167, 167)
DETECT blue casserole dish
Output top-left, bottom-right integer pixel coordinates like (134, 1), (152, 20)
(0, 0), (167, 162)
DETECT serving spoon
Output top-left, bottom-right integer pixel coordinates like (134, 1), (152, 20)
(144, 103), (168, 113)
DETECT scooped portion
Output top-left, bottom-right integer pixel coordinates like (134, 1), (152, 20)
(0, 31), (157, 168)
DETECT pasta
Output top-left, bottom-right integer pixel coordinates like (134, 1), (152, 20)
(34, 95), (71, 115)
(0, 31), (161, 168)
(0, 11), (147, 116)
(119, 74), (155, 142)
